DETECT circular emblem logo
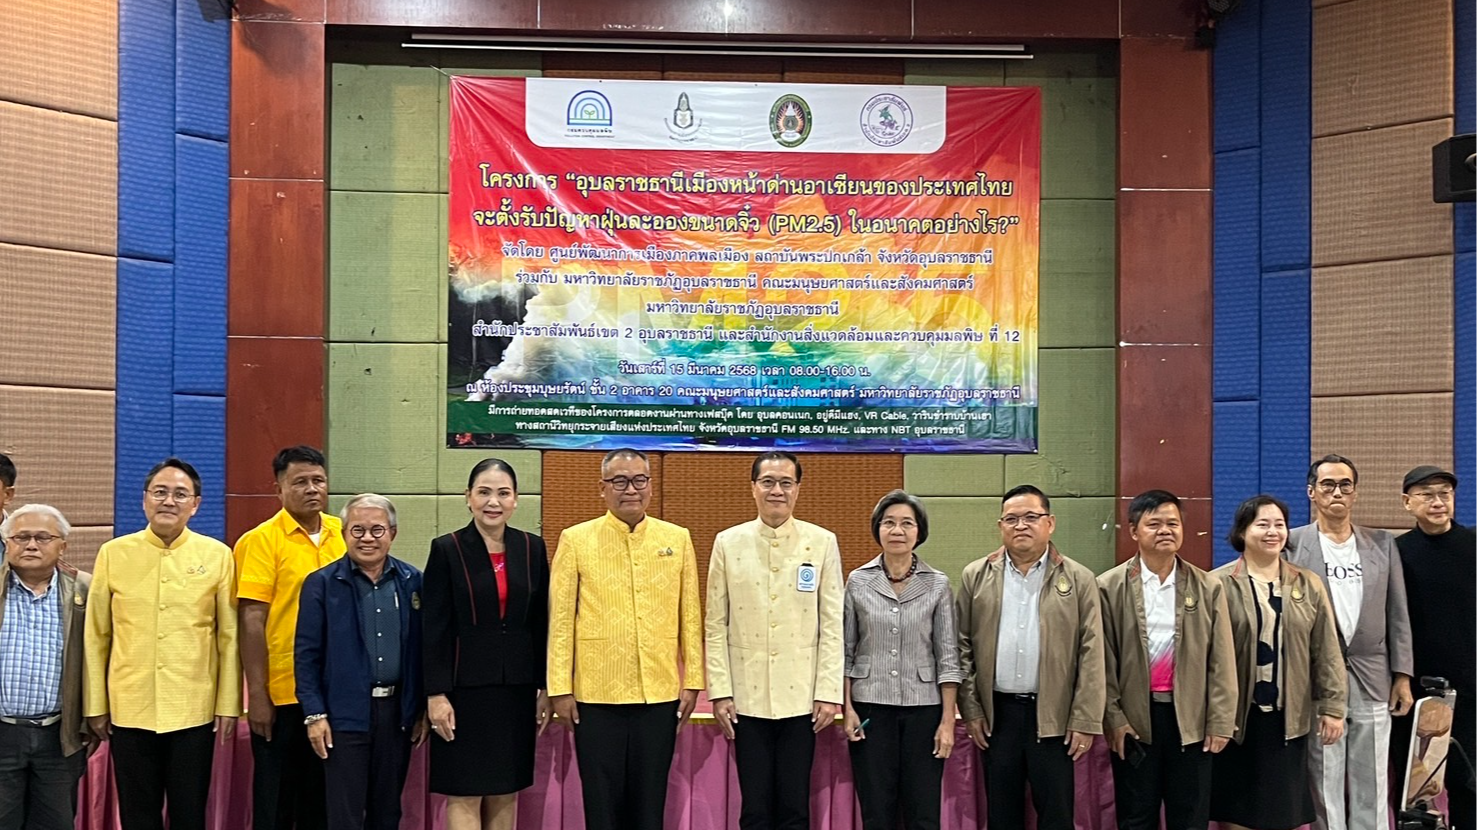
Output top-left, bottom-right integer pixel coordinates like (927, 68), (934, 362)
(799, 565), (816, 582)
(770, 94), (813, 148)
(859, 93), (913, 147)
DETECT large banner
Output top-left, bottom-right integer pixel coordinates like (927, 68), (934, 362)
(447, 77), (1040, 452)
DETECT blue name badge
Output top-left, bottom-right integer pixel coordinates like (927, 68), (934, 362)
(796, 563), (818, 593)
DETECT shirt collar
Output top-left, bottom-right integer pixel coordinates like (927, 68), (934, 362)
(757, 517), (796, 539)
(1138, 556), (1177, 589)
(7, 568), (57, 598)
(602, 511), (646, 534)
(273, 509), (338, 540)
(350, 557), (399, 582)
(1006, 554), (1047, 578)
(143, 526), (192, 550)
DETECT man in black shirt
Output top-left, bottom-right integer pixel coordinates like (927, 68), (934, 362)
(1394, 465), (1475, 830)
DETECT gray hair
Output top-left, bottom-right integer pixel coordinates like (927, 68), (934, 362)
(339, 493), (398, 528)
(1, 504), (72, 539)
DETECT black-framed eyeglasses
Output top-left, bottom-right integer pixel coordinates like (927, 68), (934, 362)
(147, 487), (197, 503)
(602, 475), (650, 491)
(6, 533), (62, 546)
(754, 477), (798, 492)
(348, 525), (390, 539)
(999, 513), (1049, 528)
(1315, 479), (1356, 495)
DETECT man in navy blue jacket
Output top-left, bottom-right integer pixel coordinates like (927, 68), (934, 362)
(295, 494), (427, 830)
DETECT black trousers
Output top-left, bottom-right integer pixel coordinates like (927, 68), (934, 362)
(111, 722), (216, 830)
(573, 701), (679, 830)
(983, 693), (1074, 830)
(848, 701), (945, 830)
(1108, 701), (1212, 830)
(0, 721), (85, 830)
(251, 703), (327, 830)
(323, 696), (412, 830)
(734, 714), (816, 830)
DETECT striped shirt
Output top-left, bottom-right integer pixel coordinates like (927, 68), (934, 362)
(995, 555), (1046, 694)
(843, 555), (962, 706)
(0, 570), (63, 718)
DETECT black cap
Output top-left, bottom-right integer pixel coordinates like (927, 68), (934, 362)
(1402, 465), (1458, 492)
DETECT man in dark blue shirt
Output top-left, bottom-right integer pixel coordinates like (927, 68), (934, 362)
(295, 494), (426, 830)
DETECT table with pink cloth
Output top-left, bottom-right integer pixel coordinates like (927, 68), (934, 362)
(77, 719), (1120, 830)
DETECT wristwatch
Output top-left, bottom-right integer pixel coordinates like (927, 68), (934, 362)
(303, 713), (328, 725)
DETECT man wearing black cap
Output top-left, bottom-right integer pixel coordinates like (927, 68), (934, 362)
(1395, 465), (1474, 830)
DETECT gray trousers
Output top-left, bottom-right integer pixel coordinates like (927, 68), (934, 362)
(1309, 671), (1391, 830)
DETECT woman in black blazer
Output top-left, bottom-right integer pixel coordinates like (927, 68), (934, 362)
(423, 458), (550, 829)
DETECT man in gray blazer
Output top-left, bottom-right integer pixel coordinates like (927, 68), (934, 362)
(0, 504), (92, 830)
(1288, 455), (1414, 830)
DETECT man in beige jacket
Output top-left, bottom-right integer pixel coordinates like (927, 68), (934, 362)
(956, 484), (1105, 830)
(1099, 489), (1238, 830)
(706, 451), (844, 830)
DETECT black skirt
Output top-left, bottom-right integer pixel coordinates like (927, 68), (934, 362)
(428, 683), (539, 796)
(1210, 708), (1315, 830)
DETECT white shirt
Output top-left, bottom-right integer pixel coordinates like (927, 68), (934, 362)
(994, 556), (1045, 694)
(1319, 531), (1363, 640)
(1140, 560), (1178, 690)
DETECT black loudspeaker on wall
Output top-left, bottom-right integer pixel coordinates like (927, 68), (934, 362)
(1433, 134), (1475, 203)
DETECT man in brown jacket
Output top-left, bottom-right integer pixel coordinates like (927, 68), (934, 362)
(956, 484), (1106, 830)
(1099, 490), (1238, 830)
(0, 504), (92, 830)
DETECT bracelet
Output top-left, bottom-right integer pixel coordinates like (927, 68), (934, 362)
(303, 713), (328, 725)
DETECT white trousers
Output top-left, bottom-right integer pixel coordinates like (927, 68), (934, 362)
(1309, 671), (1392, 830)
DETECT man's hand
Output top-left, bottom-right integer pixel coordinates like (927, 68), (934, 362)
(308, 719), (332, 759)
(1203, 735), (1229, 754)
(86, 715), (111, 743)
(712, 697), (739, 741)
(1109, 724), (1137, 759)
(676, 689), (698, 733)
(1064, 730), (1094, 761)
(428, 694), (456, 742)
(411, 714), (430, 747)
(214, 715), (237, 746)
(811, 701), (839, 734)
(247, 691), (275, 741)
(551, 694), (579, 728)
(535, 690), (551, 737)
(1390, 675), (1415, 717)
(1319, 715), (1345, 746)
(964, 718), (990, 750)
(933, 720), (955, 759)
(84, 734), (101, 758)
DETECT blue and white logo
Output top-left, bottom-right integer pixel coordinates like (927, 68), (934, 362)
(796, 564), (818, 593)
(566, 90), (614, 129)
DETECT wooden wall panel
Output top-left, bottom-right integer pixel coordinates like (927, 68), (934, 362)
(914, 0), (1118, 39)
(0, 102), (116, 256)
(327, 0), (536, 28)
(225, 337), (325, 496)
(1312, 0), (1452, 137)
(228, 180), (325, 338)
(1117, 190), (1212, 344)
(1118, 38), (1211, 189)
(1311, 257), (1454, 396)
(1311, 394), (1454, 529)
(231, 22), (325, 179)
(0, 385), (116, 527)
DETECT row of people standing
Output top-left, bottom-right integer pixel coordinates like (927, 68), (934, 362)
(0, 447), (1470, 830)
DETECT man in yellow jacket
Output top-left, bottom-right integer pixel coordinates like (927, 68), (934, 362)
(548, 448), (703, 830)
(85, 458), (240, 830)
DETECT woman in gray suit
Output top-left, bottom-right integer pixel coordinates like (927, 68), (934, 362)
(842, 490), (961, 830)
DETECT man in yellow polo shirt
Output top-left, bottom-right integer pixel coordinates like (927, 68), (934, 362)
(85, 457), (239, 830)
(235, 446), (345, 830)
(548, 448), (704, 830)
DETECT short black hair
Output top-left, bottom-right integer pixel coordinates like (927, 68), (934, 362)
(1002, 484), (1051, 513)
(0, 453), (14, 488)
(467, 457), (518, 491)
(1127, 489), (1182, 527)
(273, 445), (327, 479)
(144, 457), (203, 496)
(751, 451), (802, 483)
(870, 489), (929, 548)
(1226, 494), (1290, 553)
(1308, 454), (1359, 486)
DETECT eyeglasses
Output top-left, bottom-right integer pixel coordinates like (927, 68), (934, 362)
(754, 477), (798, 492)
(999, 513), (1049, 528)
(602, 475), (650, 491)
(147, 487), (197, 503)
(1408, 488), (1455, 504)
(1315, 479), (1356, 495)
(6, 533), (62, 546)
(348, 525), (390, 539)
(879, 519), (917, 531)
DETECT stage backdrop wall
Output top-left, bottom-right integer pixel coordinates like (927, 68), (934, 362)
(323, 45), (1119, 584)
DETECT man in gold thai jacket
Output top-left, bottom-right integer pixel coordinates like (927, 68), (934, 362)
(548, 448), (703, 830)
